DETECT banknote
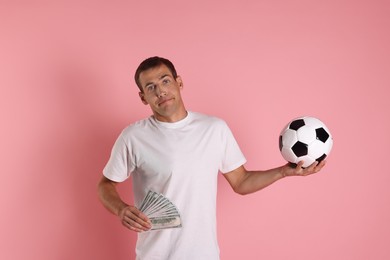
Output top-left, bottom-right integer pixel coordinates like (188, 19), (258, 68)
(139, 190), (182, 230)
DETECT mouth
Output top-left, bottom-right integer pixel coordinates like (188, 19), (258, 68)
(157, 97), (174, 106)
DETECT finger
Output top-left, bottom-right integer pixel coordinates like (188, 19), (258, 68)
(308, 161), (319, 170)
(122, 213), (151, 232)
(127, 208), (151, 228)
(294, 161), (305, 175)
(302, 161), (318, 175)
(296, 161), (304, 169)
(306, 160), (327, 175)
(121, 206), (151, 231)
(122, 217), (146, 232)
(127, 214), (151, 230)
(317, 160), (326, 169)
(313, 160), (326, 173)
(123, 206), (146, 221)
(133, 209), (150, 223)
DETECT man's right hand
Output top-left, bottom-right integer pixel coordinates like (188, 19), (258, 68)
(119, 205), (151, 232)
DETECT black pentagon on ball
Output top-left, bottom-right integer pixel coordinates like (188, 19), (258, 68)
(279, 135), (283, 151)
(316, 153), (327, 163)
(289, 119), (305, 130)
(291, 141), (308, 157)
(316, 127), (330, 143)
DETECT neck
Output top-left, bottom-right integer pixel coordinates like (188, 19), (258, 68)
(154, 109), (188, 123)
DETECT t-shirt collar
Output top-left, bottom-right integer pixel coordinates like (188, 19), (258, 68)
(153, 111), (192, 129)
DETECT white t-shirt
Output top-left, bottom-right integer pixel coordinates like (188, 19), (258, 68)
(103, 111), (246, 260)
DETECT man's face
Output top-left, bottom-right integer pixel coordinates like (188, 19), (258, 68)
(138, 64), (186, 122)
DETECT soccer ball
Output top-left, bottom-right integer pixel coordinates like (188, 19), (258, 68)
(279, 116), (333, 168)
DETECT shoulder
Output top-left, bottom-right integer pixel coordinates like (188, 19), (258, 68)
(119, 116), (156, 139)
(189, 111), (230, 132)
(190, 111), (227, 125)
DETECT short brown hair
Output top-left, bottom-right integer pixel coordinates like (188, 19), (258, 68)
(134, 56), (178, 92)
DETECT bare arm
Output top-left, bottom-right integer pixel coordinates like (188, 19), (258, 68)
(224, 161), (326, 195)
(98, 176), (151, 232)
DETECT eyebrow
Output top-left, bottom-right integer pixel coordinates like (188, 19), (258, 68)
(159, 74), (171, 80)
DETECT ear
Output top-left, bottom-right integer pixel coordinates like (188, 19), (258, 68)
(176, 76), (183, 89)
(139, 92), (148, 105)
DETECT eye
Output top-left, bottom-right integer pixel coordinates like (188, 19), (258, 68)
(145, 84), (156, 92)
(162, 78), (170, 85)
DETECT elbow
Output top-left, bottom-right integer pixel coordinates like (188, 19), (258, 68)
(232, 186), (251, 196)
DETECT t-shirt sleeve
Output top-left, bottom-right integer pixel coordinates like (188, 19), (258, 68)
(219, 121), (247, 173)
(103, 134), (132, 182)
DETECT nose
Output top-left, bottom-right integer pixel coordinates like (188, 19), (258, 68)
(155, 84), (167, 97)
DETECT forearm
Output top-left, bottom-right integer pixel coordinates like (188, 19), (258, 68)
(228, 161), (325, 195)
(232, 166), (285, 195)
(98, 178), (128, 216)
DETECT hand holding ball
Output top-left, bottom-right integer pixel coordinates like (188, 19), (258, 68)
(279, 116), (333, 168)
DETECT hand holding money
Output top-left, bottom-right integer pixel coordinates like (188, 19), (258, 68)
(139, 190), (182, 230)
(119, 205), (152, 232)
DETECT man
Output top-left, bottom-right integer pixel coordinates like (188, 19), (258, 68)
(98, 56), (325, 259)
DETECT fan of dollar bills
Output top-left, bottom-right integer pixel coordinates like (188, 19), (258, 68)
(139, 190), (182, 230)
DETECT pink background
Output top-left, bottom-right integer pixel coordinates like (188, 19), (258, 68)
(1, 0), (389, 259)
